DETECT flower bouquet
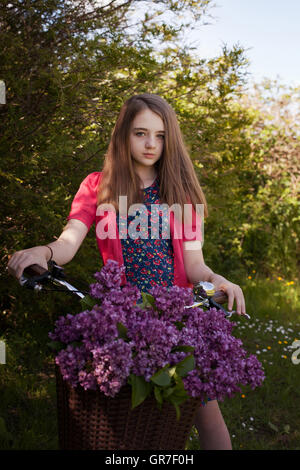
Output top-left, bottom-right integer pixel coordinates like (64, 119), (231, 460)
(49, 260), (265, 450)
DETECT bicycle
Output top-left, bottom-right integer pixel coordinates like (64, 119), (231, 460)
(19, 260), (250, 319)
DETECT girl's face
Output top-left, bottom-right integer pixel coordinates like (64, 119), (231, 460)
(129, 108), (165, 172)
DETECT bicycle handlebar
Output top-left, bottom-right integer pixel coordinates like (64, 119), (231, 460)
(209, 290), (227, 304)
(23, 264), (48, 277)
(21, 263), (227, 303)
(19, 262), (250, 319)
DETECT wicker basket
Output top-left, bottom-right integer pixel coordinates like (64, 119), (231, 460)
(55, 365), (201, 450)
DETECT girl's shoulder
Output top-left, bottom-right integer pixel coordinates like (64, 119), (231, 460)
(80, 171), (102, 191)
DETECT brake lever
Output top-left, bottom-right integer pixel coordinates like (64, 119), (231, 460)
(48, 260), (66, 280)
(19, 269), (52, 291)
(208, 297), (231, 316)
(209, 298), (250, 319)
(47, 261), (86, 298)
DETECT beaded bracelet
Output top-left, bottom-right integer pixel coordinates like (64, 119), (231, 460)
(45, 245), (53, 262)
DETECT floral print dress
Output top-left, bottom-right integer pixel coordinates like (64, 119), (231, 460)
(116, 176), (175, 300)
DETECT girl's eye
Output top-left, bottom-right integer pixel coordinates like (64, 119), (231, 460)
(135, 132), (164, 139)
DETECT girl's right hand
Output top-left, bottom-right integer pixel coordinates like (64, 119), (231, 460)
(7, 246), (50, 280)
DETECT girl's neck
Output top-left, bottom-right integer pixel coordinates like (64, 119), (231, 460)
(135, 167), (157, 189)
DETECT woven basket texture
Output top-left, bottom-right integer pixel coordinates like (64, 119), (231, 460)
(55, 365), (201, 450)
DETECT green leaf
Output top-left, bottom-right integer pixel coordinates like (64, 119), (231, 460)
(167, 366), (177, 378)
(171, 345), (195, 354)
(69, 341), (83, 349)
(175, 355), (195, 377)
(162, 378), (189, 401)
(47, 341), (65, 352)
(117, 322), (129, 341)
(151, 365), (172, 387)
(80, 295), (98, 309)
(168, 395), (187, 421)
(151, 370), (171, 387)
(139, 292), (156, 309)
(283, 424), (290, 434)
(268, 421), (279, 433)
(174, 321), (185, 331)
(129, 374), (152, 409)
(163, 386), (176, 399)
(172, 377), (189, 398)
(173, 402), (181, 421)
(154, 386), (163, 405)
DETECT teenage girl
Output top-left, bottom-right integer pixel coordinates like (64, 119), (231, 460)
(8, 93), (247, 450)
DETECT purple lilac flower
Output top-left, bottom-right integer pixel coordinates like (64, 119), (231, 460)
(55, 344), (93, 388)
(89, 260), (126, 300)
(80, 303), (125, 347)
(92, 340), (133, 397)
(78, 368), (98, 391)
(102, 285), (141, 313)
(49, 312), (85, 344)
(149, 285), (194, 321)
(50, 259), (265, 400)
(180, 307), (265, 401)
(118, 283), (141, 309)
(126, 310), (180, 380)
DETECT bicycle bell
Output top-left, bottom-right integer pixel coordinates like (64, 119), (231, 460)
(194, 281), (216, 297)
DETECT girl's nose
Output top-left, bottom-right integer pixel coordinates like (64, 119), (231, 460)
(145, 136), (156, 148)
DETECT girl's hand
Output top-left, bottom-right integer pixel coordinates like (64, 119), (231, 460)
(211, 274), (247, 316)
(7, 246), (50, 280)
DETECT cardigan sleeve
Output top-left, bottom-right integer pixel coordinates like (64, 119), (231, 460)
(66, 172), (102, 231)
(182, 203), (203, 243)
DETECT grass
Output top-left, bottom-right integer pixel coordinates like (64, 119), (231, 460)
(0, 324), (58, 450)
(187, 274), (300, 450)
(0, 273), (299, 450)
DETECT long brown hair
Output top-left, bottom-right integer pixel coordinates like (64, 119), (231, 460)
(97, 93), (208, 220)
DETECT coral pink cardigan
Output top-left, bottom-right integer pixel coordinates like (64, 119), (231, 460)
(67, 172), (202, 289)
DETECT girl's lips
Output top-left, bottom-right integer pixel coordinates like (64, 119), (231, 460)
(143, 153), (156, 158)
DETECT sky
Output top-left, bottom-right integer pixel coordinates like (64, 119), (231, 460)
(190, 0), (300, 87)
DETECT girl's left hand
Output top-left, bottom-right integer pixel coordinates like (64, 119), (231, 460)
(211, 274), (247, 316)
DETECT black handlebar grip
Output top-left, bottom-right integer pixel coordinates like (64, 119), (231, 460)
(212, 290), (228, 304)
(23, 264), (48, 277)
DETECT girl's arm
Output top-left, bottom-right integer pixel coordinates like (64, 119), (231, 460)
(183, 241), (247, 316)
(7, 219), (88, 280)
